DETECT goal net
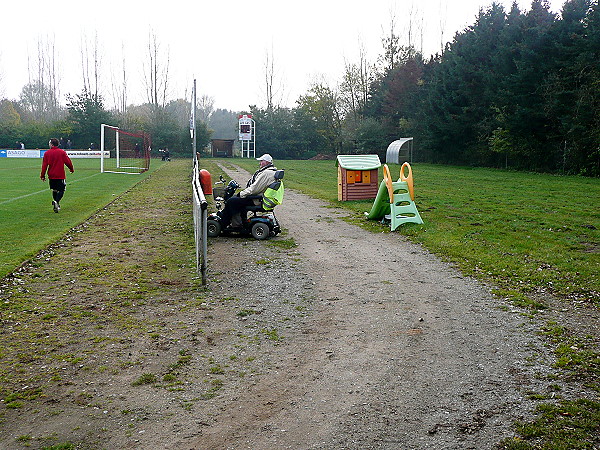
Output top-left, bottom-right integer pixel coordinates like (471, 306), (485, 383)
(100, 124), (151, 174)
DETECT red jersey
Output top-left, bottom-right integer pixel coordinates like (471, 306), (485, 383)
(41, 146), (74, 180)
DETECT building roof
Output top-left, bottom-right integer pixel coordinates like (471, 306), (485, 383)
(336, 154), (382, 170)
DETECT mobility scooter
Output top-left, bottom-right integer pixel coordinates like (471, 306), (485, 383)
(206, 170), (284, 240)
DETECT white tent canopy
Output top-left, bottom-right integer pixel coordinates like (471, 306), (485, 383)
(386, 138), (413, 164)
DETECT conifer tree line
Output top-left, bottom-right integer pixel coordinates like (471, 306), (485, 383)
(254, 0), (598, 175)
(0, 0), (597, 175)
(414, 0), (599, 175)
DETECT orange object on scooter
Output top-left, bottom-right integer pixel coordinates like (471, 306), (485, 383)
(199, 169), (213, 195)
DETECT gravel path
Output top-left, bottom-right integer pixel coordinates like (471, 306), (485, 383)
(188, 164), (553, 449)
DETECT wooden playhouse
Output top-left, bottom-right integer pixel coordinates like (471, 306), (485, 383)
(337, 154), (382, 201)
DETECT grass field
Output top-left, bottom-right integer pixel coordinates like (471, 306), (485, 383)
(3, 156), (599, 307)
(226, 158), (600, 307)
(0, 156), (597, 448)
(0, 158), (162, 279)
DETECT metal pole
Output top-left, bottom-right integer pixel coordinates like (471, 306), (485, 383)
(100, 124), (105, 173)
(252, 119), (256, 158)
(192, 79), (197, 157)
(116, 128), (120, 168)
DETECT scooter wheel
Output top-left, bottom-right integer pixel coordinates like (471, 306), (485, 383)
(207, 219), (222, 237)
(251, 222), (270, 240)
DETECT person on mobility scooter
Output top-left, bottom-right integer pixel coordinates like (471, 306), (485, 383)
(207, 154), (284, 240)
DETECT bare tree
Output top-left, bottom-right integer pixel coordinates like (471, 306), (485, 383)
(80, 31), (102, 97)
(143, 30), (171, 112)
(196, 94), (215, 123)
(21, 34), (61, 122)
(47, 36), (60, 112)
(407, 1), (424, 54)
(262, 45), (285, 110)
(438, 0), (448, 54)
(356, 45), (372, 114)
(110, 42), (128, 116)
(340, 41), (372, 121)
(380, 11), (401, 72)
(264, 48), (275, 110)
(379, 7), (422, 74)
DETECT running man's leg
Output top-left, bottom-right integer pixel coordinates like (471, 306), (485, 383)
(49, 179), (66, 209)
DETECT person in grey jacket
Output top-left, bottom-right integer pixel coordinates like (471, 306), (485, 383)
(218, 154), (277, 228)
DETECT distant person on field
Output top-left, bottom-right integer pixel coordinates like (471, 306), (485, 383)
(20, 142), (25, 150)
(40, 138), (74, 213)
(66, 139), (72, 149)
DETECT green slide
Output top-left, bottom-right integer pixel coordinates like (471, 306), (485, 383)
(366, 180), (391, 220)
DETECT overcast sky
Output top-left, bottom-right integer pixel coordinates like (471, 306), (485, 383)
(1, 0), (566, 112)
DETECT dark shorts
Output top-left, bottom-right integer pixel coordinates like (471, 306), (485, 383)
(49, 179), (66, 192)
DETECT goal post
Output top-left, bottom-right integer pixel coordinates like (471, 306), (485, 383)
(100, 124), (151, 174)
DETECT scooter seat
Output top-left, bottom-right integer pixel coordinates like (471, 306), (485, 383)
(243, 195), (266, 213)
(245, 204), (266, 213)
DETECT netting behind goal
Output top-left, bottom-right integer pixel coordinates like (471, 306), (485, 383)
(100, 124), (151, 174)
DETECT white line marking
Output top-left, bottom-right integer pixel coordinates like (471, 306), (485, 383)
(0, 172), (102, 205)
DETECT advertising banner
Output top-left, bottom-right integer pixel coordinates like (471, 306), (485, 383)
(0, 149), (42, 158)
(0, 149), (109, 158)
(66, 151), (110, 158)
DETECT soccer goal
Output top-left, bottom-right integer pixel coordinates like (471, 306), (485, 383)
(100, 124), (151, 174)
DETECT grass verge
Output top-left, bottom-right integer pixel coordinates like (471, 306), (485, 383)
(0, 158), (162, 279)
(0, 159), (200, 409)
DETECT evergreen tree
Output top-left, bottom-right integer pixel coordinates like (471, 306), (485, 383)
(542, 0), (600, 174)
(208, 109), (238, 140)
(417, 4), (510, 165)
(499, 0), (557, 170)
(361, 57), (421, 156)
(66, 91), (113, 149)
(250, 106), (304, 159)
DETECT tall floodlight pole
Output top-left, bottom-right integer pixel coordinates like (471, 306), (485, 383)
(191, 79), (197, 157)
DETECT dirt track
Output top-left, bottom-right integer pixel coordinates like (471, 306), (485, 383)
(185, 164), (554, 449)
(0, 162), (564, 449)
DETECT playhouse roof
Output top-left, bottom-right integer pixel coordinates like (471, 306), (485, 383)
(336, 154), (381, 170)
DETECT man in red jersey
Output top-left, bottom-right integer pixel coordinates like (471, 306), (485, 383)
(40, 138), (74, 213)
